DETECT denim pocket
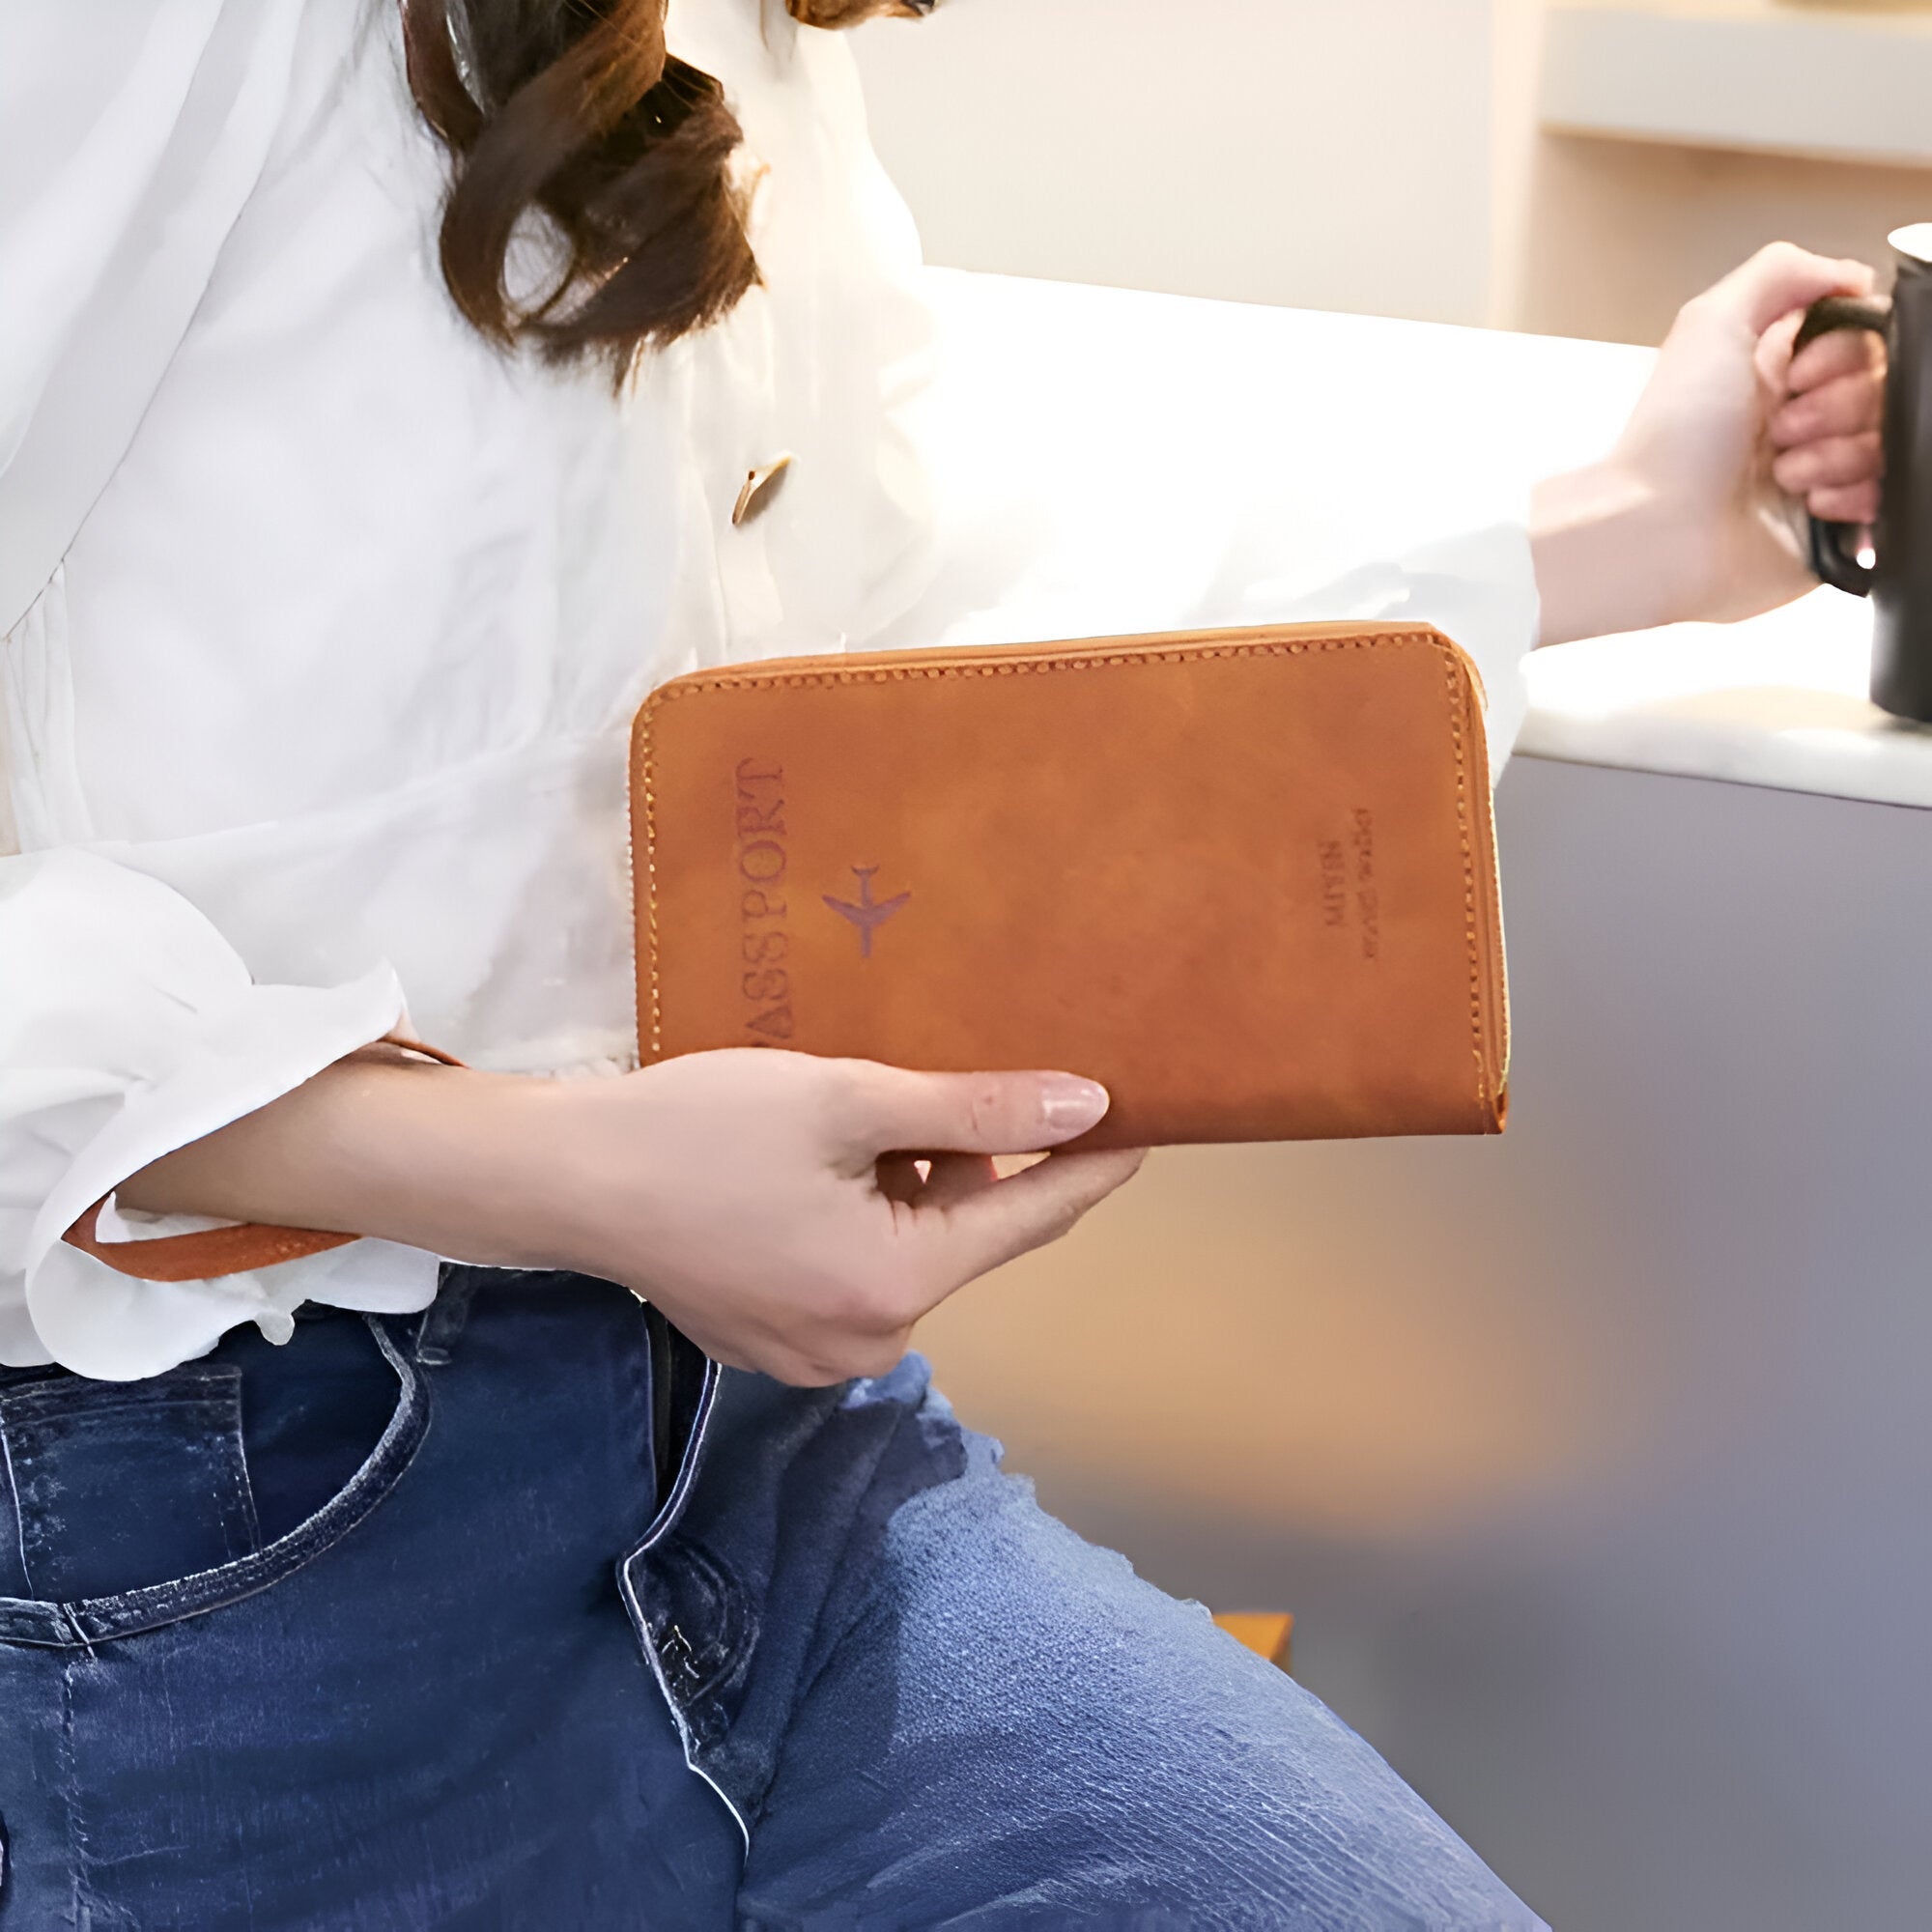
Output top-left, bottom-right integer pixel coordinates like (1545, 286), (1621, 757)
(1, 1366), (260, 1602)
(0, 1318), (428, 1650)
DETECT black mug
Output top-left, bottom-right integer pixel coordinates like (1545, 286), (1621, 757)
(1798, 222), (1932, 723)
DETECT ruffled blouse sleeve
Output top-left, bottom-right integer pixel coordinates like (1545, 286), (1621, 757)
(0, 852), (409, 1378)
(1, 2), (422, 1380)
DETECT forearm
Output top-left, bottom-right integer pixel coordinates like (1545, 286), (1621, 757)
(1528, 462), (1689, 649)
(117, 1047), (558, 1268)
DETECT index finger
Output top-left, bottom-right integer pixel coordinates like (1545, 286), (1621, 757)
(1788, 320), (1887, 397)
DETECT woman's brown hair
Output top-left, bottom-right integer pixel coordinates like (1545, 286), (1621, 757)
(403, 1), (931, 382)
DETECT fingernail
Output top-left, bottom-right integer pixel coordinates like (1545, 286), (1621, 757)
(1040, 1076), (1110, 1135)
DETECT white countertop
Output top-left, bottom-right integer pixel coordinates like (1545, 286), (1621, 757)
(911, 267), (1929, 810)
(1516, 589), (1932, 807)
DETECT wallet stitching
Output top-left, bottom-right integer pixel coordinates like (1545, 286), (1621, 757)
(1441, 653), (1488, 1120)
(635, 634), (1492, 1117)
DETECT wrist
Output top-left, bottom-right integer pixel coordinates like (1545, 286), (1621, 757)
(1529, 460), (1697, 647)
(119, 1054), (564, 1268)
(308, 1060), (576, 1268)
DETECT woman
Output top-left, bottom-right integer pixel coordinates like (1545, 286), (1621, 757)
(0, 1), (1883, 1924)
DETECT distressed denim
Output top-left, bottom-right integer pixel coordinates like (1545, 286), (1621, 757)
(0, 1268), (1546, 1929)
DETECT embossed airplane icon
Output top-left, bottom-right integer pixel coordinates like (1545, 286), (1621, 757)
(823, 866), (911, 958)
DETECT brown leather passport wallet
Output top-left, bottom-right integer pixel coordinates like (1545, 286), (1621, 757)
(630, 621), (1508, 1149)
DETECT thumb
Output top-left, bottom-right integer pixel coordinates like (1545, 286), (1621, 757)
(1707, 241), (1875, 340)
(833, 1061), (1112, 1161)
(899, 1145), (1149, 1314)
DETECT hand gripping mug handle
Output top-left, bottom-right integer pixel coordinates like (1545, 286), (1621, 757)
(1792, 294), (1890, 598)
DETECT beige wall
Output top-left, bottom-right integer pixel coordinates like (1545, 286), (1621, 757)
(852, 0), (1502, 327)
(855, 0), (1932, 344)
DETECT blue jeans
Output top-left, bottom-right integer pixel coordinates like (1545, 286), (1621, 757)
(0, 1269), (1544, 1929)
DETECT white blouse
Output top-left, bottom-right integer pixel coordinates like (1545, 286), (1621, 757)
(0, 0), (1540, 1380)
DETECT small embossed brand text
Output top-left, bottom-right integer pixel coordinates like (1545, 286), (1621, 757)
(1352, 808), (1379, 961)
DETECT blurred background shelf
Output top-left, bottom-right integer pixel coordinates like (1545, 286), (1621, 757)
(1516, 1), (1932, 337)
(1542, 3), (1932, 169)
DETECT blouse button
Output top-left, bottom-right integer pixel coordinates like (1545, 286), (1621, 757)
(732, 453), (794, 527)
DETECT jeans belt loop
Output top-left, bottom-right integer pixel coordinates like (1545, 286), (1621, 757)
(412, 1266), (484, 1367)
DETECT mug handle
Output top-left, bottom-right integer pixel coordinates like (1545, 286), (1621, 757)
(1792, 295), (1889, 598)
